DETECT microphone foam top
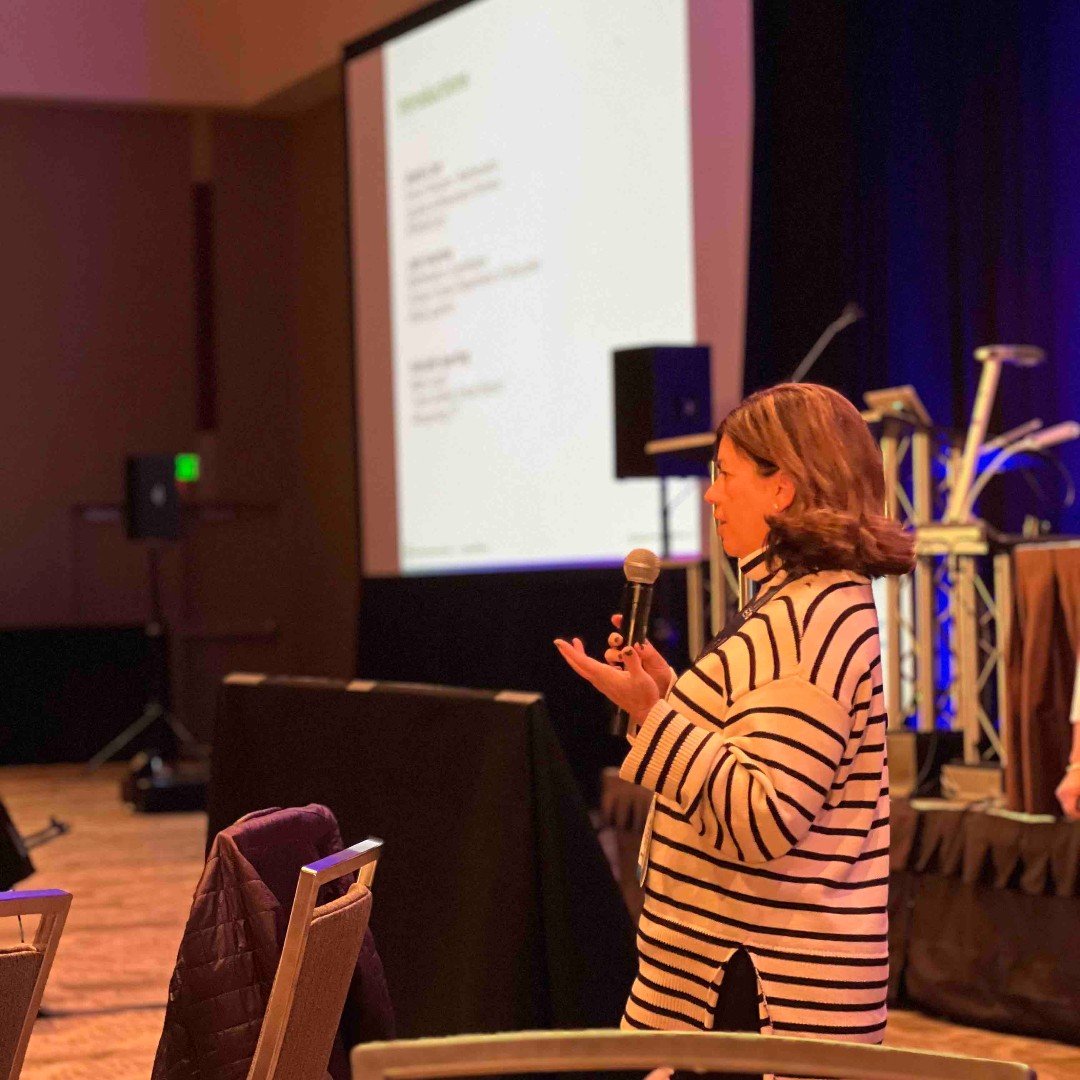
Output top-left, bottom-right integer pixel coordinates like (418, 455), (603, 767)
(624, 548), (661, 585)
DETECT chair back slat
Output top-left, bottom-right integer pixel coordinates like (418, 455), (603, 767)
(248, 839), (382, 1080)
(0, 889), (72, 1080)
(270, 886), (372, 1080)
(350, 1029), (1036, 1080)
(0, 949), (43, 1078)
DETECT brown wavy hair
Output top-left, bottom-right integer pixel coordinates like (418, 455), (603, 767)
(717, 383), (915, 577)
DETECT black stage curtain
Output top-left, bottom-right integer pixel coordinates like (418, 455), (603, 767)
(748, 0), (1080, 535)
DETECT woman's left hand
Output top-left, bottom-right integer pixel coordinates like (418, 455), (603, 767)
(554, 637), (660, 724)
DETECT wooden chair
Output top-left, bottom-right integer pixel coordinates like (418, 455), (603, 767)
(248, 838), (382, 1080)
(0, 889), (71, 1080)
(350, 1028), (1036, 1080)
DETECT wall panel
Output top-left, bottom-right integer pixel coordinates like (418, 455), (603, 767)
(0, 102), (194, 627)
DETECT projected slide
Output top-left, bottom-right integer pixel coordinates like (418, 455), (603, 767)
(348, 0), (752, 575)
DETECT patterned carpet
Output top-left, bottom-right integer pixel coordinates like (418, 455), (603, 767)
(1, 765), (204, 1079)
(0, 764), (1077, 1079)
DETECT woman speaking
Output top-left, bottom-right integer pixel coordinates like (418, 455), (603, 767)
(555, 384), (914, 1065)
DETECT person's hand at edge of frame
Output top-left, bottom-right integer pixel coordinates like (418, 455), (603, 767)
(1055, 765), (1080, 821)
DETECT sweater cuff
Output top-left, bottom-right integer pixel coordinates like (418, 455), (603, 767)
(620, 702), (712, 804)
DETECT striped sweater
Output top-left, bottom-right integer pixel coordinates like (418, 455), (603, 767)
(619, 548), (890, 1060)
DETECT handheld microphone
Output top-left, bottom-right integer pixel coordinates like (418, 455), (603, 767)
(611, 548), (661, 736)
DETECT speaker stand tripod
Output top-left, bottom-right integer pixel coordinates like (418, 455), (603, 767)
(86, 544), (201, 772)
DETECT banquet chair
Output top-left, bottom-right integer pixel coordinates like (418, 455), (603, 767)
(597, 767), (651, 920)
(350, 1029), (1036, 1080)
(0, 889), (72, 1080)
(247, 839), (382, 1080)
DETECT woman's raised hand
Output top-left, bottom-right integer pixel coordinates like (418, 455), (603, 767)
(553, 634), (660, 722)
(605, 613), (674, 698)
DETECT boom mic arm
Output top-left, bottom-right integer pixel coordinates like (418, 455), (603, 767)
(980, 418), (1043, 454)
(962, 420), (1080, 519)
(788, 302), (866, 384)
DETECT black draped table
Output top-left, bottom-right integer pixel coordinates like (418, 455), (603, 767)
(889, 798), (1080, 1044)
(206, 676), (636, 1039)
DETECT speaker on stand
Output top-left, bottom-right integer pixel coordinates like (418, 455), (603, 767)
(613, 344), (713, 565)
(613, 344), (712, 481)
(86, 457), (206, 807)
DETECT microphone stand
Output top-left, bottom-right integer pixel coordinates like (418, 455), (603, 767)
(788, 302), (865, 384)
(22, 818), (71, 851)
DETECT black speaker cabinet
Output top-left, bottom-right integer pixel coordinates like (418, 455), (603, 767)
(125, 455), (180, 540)
(613, 344), (712, 478)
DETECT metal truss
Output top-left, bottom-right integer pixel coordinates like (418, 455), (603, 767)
(657, 380), (1019, 775)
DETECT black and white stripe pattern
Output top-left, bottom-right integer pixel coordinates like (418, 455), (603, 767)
(619, 552), (890, 1071)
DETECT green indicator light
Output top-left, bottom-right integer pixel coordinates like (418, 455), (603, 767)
(175, 453), (201, 483)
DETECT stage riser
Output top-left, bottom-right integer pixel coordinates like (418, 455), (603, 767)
(887, 730), (965, 798)
(890, 799), (1080, 1045)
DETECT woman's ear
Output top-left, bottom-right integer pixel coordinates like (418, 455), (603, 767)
(774, 473), (796, 513)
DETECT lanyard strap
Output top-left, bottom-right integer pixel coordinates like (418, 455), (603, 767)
(697, 571), (805, 660)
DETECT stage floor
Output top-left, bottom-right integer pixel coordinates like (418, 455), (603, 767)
(1, 764), (1077, 1080)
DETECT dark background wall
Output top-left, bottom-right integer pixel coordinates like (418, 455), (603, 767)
(0, 103), (196, 628)
(0, 92), (358, 753)
(282, 95), (359, 681)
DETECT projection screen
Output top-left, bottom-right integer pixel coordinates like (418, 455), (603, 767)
(346, 0), (752, 576)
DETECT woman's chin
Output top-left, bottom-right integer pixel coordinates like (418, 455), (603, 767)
(718, 533), (759, 560)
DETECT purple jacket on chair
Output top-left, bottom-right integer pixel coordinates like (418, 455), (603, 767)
(152, 804), (394, 1080)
